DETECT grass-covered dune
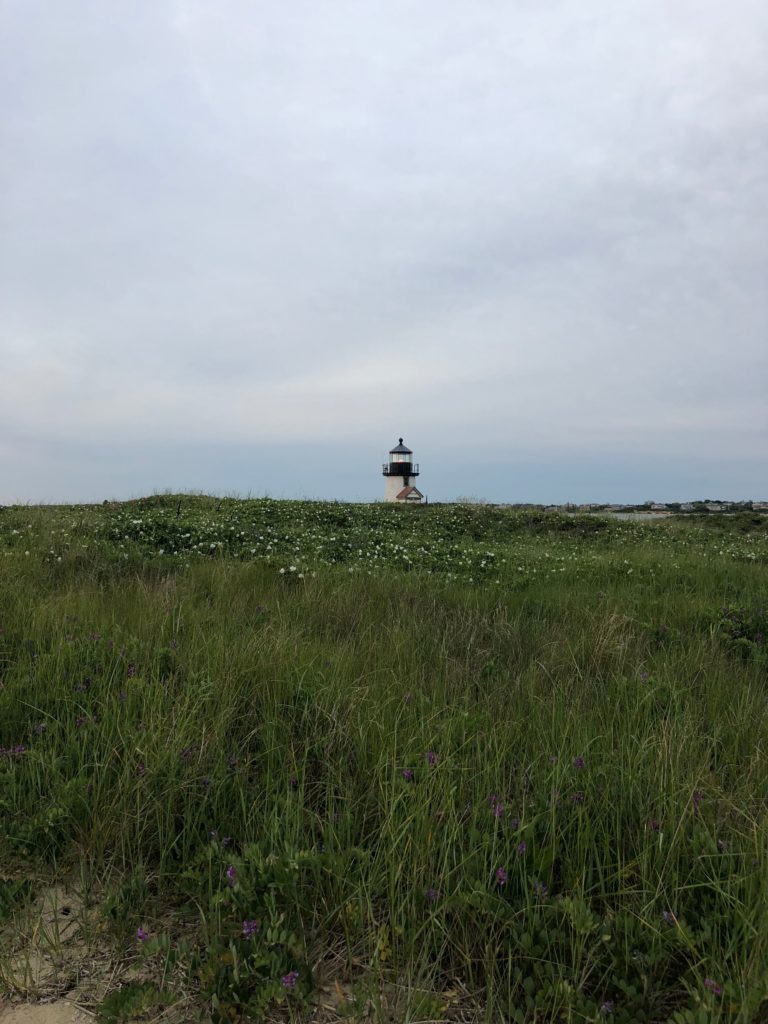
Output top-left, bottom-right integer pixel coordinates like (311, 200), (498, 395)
(1, 497), (767, 1022)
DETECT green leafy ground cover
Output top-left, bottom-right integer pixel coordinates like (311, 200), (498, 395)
(1, 497), (767, 1022)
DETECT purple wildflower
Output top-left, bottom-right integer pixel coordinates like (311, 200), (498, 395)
(495, 866), (508, 886)
(402, 768), (414, 782)
(75, 716), (87, 729)
(573, 756), (585, 770)
(648, 818), (661, 832)
(127, 663), (137, 677)
(137, 763), (146, 777)
(600, 1001), (615, 1016)
(222, 836), (233, 848)
(0, 744), (26, 759)
(281, 970), (299, 989)
(692, 791), (704, 812)
(517, 841), (527, 856)
(33, 722), (46, 734)
(226, 864), (237, 887)
(572, 791), (585, 804)
(426, 751), (438, 765)
(242, 919), (259, 938)
(703, 979), (722, 996)
(136, 926), (149, 942)
(289, 775), (299, 789)
(424, 888), (440, 903)
(509, 817), (520, 831)
(533, 880), (549, 897)
(492, 801), (504, 819)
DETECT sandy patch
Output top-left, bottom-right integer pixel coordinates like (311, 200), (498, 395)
(2, 884), (89, 1000)
(0, 1001), (87, 1024)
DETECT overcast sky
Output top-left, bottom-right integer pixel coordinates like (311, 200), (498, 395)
(1, 0), (766, 503)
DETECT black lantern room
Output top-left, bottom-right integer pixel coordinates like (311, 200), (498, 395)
(382, 438), (420, 478)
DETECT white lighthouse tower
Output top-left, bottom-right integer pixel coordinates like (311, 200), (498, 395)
(382, 438), (424, 503)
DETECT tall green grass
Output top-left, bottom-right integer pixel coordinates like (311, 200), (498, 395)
(1, 500), (767, 1021)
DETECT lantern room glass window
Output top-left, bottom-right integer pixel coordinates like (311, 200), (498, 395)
(391, 452), (411, 462)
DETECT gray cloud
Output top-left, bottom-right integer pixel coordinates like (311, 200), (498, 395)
(1, 0), (766, 501)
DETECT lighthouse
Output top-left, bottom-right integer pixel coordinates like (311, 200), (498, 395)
(382, 438), (424, 503)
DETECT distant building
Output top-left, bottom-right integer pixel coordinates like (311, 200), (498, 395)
(680, 502), (695, 512)
(395, 484), (424, 503)
(705, 503), (725, 512)
(382, 438), (423, 503)
(651, 503), (668, 511)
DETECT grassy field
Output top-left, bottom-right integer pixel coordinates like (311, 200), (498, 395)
(1, 497), (767, 1023)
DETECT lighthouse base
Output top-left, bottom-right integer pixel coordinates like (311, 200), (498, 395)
(384, 477), (424, 503)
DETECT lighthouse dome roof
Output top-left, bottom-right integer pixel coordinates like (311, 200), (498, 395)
(389, 438), (413, 454)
